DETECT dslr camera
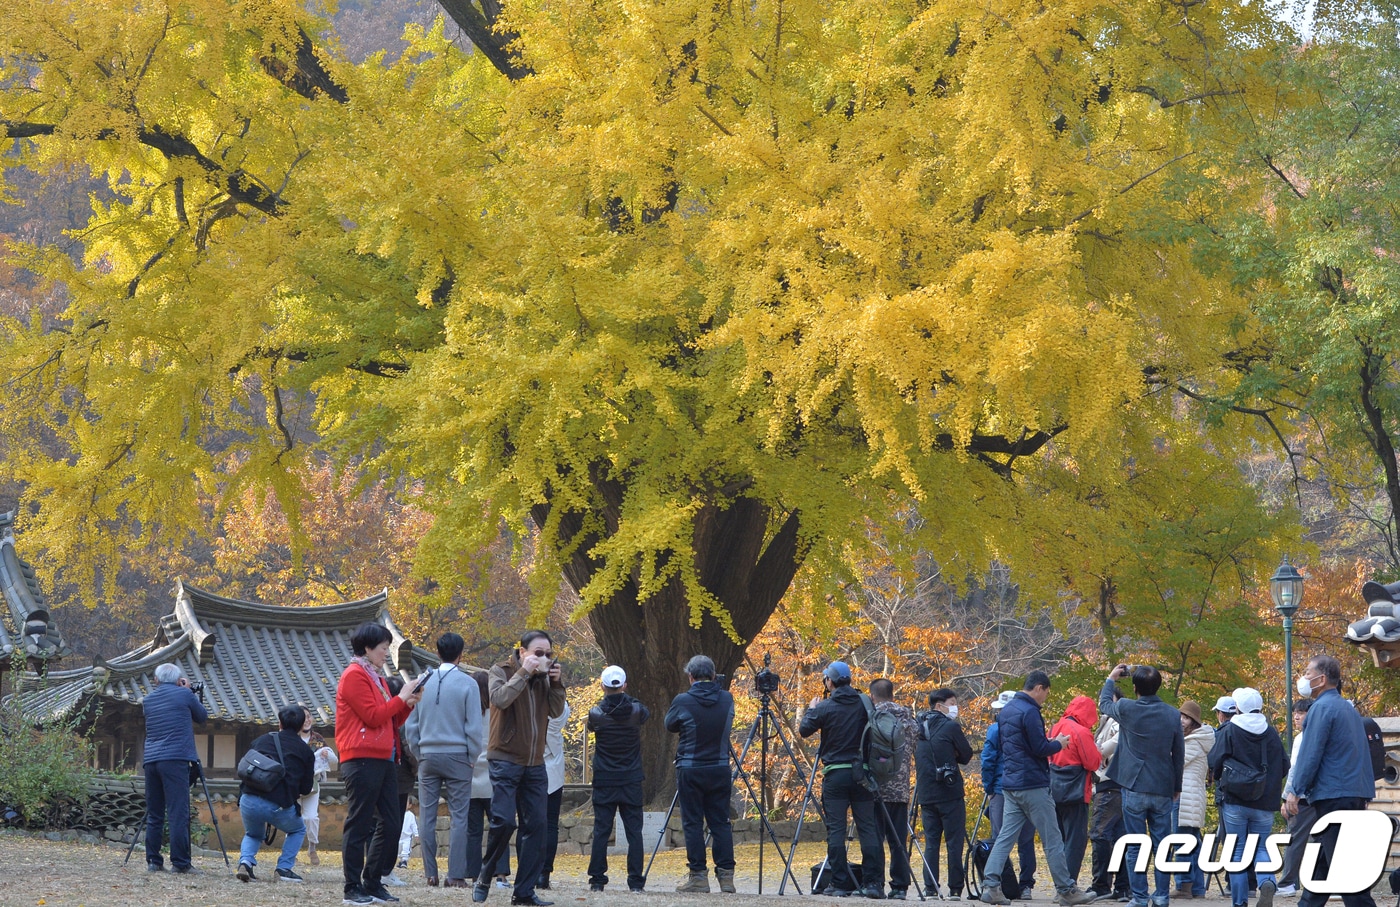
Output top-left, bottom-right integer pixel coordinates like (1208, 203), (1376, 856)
(189, 680), (206, 700)
(935, 763), (959, 785)
(753, 653), (781, 695)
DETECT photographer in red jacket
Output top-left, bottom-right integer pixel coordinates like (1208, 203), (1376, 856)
(336, 623), (422, 906)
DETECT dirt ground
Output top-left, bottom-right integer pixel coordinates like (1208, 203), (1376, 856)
(0, 834), (1320, 907)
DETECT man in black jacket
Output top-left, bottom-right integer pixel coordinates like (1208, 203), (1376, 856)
(800, 660), (885, 900)
(586, 665), (650, 893)
(665, 654), (737, 894)
(915, 688), (973, 899)
(236, 704), (317, 883)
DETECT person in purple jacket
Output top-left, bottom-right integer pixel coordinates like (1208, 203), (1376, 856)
(142, 663), (209, 873)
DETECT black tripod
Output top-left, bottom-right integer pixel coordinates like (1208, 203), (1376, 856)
(123, 759), (231, 871)
(730, 685), (825, 895)
(642, 673), (823, 894)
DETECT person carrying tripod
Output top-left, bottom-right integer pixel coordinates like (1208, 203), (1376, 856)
(800, 660), (886, 900)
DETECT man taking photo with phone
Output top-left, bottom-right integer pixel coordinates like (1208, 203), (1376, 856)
(476, 630), (566, 907)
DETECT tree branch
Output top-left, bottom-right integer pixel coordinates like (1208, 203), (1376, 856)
(433, 0), (532, 80)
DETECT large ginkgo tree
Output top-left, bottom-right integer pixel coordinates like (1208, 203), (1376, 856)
(1, 0), (1287, 793)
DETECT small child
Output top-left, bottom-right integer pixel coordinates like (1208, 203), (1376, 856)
(398, 803), (419, 868)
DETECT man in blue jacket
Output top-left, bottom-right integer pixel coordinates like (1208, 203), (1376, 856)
(982, 691), (1037, 895)
(981, 672), (1094, 907)
(1285, 654), (1377, 907)
(1098, 664), (1184, 907)
(142, 662), (209, 873)
(665, 655), (736, 894)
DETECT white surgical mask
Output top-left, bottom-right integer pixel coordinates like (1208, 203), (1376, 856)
(1296, 676), (1312, 698)
(946, 705), (959, 720)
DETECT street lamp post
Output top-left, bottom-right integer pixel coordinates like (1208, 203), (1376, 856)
(1270, 556), (1305, 749)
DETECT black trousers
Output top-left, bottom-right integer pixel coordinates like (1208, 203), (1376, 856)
(481, 760), (548, 900)
(1297, 797), (1378, 907)
(921, 798), (966, 895)
(821, 767), (884, 893)
(1089, 787), (1128, 895)
(1057, 799), (1089, 882)
(876, 800), (913, 892)
(466, 796), (512, 880)
(676, 764), (735, 873)
(588, 784), (645, 889)
(542, 787), (562, 876)
(375, 790), (409, 877)
(342, 758), (400, 894)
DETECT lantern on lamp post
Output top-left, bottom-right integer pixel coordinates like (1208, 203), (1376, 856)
(1270, 556), (1305, 749)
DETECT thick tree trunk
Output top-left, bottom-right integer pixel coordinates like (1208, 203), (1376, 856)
(534, 490), (802, 805)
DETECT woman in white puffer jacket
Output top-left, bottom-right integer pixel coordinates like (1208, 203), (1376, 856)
(1174, 700), (1216, 899)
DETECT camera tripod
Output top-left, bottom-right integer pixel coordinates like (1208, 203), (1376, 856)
(642, 684), (824, 894)
(123, 758), (231, 871)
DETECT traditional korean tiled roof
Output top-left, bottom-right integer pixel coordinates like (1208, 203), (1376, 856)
(0, 510), (71, 669)
(1348, 580), (1400, 667)
(6, 579), (438, 726)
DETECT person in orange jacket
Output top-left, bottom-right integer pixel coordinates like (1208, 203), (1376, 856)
(1049, 695), (1102, 883)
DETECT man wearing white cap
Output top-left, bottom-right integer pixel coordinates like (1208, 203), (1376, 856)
(586, 666), (650, 892)
(1213, 696), (1239, 727)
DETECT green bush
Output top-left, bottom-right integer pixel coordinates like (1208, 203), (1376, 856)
(0, 679), (95, 828)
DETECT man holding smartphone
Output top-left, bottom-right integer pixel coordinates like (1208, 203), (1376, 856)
(476, 630), (567, 907)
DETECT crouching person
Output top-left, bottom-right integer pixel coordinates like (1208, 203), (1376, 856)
(237, 705), (317, 883)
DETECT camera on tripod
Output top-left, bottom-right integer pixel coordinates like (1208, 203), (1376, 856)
(189, 681), (205, 699)
(753, 653), (781, 695)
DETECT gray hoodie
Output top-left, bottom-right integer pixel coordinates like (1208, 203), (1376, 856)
(404, 664), (485, 761)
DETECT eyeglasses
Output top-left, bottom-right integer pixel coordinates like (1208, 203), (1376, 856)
(531, 649), (553, 658)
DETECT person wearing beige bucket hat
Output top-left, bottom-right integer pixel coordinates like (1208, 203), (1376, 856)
(1172, 701), (1214, 900)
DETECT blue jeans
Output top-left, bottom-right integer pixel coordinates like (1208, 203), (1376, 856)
(983, 787), (1076, 895)
(144, 759), (193, 870)
(238, 793), (306, 872)
(1121, 790), (1174, 904)
(1221, 803), (1275, 907)
(1171, 802), (1205, 896)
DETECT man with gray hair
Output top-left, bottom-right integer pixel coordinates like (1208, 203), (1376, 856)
(142, 663), (209, 873)
(664, 655), (736, 893)
(1285, 654), (1377, 907)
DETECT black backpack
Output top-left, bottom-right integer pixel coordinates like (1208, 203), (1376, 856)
(859, 694), (906, 788)
(972, 840), (1023, 899)
(1364, 717), (1385, 781)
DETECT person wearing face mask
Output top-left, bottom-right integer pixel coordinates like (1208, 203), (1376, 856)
(914, 688), (973, 900)
(1285, 655), (1378, 907)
